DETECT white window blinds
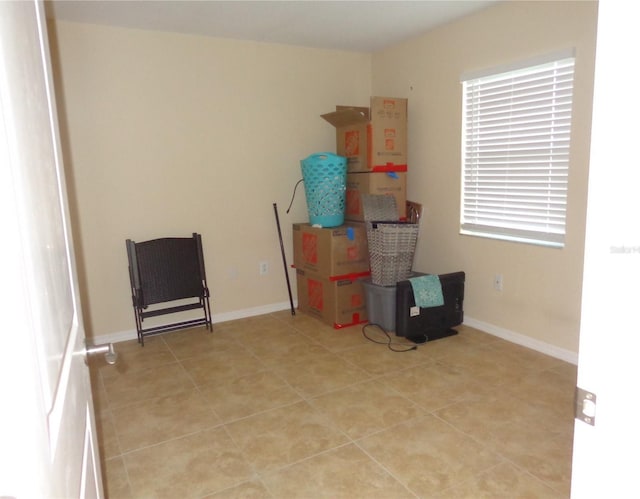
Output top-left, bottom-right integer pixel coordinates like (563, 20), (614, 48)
(461, 53), (576, 247)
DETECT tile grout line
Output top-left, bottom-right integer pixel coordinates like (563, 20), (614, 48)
(94, 316), (575, 498)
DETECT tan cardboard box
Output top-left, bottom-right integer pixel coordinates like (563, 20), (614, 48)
(345, 172), (407, 221)
(292, 222), (370, 278)
(296, 269), (368, 328)
(321, 96), (408, 173)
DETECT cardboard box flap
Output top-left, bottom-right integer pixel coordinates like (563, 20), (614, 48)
(321, 107), (369, 128)
(336, 105), (370, 120)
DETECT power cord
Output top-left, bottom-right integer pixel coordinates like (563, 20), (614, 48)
(361, 323), (418, 352)
(286, 178), (304, 214)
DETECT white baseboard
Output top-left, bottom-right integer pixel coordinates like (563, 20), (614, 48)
(91, 300), (296, 345)
(92, 306), (579, 367)
(464, 316), (579, 365)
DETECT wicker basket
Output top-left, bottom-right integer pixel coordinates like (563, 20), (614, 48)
(367, 222), (419, 286)
(361, 193), (398, 222)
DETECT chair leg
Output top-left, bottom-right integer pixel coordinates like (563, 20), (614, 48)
(205, 298), (213, 332)
(134, 309), (144, 345)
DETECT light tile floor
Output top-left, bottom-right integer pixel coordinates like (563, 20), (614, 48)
(90, 311), (576, 498)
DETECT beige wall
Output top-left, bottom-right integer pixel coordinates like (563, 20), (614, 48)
(49, 21), (372, 338)
(371, 1), (598, 353)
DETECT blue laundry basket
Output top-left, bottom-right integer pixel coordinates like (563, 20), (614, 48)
(300, 152), (347, 228)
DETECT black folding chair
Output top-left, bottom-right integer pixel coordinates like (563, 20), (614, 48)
(126, 233), (212, 345)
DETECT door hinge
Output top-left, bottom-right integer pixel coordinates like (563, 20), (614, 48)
(575, 386), (597, 426)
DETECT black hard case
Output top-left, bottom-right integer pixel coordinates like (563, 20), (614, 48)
(395, 271), (465, 343)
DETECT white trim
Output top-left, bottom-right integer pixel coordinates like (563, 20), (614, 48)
(91, 300), (297, 345)
(92, 305), (579, 367)
(464, 315), (579, 365)
(460, 47), (576, 82)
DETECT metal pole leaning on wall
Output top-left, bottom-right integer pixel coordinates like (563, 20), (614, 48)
(273, 203), (295, 315)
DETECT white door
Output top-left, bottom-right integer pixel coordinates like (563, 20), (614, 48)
(0, 1), (103, 498)
(571, 1), (640, 497)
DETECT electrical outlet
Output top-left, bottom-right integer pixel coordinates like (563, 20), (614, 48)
(259, 261), (268, 275)
(493, 274), (503, 291)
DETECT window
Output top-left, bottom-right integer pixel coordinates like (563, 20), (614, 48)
(460, 51), (576, 248)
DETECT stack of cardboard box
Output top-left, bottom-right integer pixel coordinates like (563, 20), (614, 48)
(293, 223), (370, 328)
(293, 96), (408, 329)
(321, 96), (408, 222)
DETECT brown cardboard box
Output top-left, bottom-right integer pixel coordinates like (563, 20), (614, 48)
(296, 269), (368, 328)
(321, 96), (408, 173)
(292, 222), (370, 278)
(345, 172), (407, 221)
